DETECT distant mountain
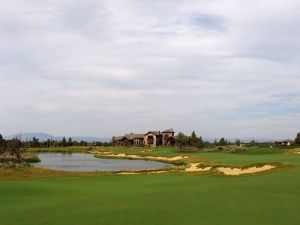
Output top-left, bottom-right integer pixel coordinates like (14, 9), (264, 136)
(69, 136), (111, 143)
(5, 132), (54, 141)
(4, 132), (111, 143)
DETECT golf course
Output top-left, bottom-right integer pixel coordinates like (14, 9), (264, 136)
(1, 147), (300, 225)
(2, 0), (300, 224)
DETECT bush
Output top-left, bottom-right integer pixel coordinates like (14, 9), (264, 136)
(225, 146), (248, 153)
(24, 156), (41, 163)
(0, 162), (16, 169)
(212, 145), (248, 152)
(177, 146), (203, 152)
(215, 146), (224, 151)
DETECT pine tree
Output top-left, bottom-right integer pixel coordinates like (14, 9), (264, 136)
(249, 140), (257, 147)
(218, 137), (226, 146)
(295, 133), (300, 145)
(0, 134), (5, 152)
(176, 132), (186, 150)
(196, 136), (204, 149)
(190, 131), (197, 147)
(32, 137), (40, 148)
(61, 137), (67, 147)
(67, 137), (73, 147)
(46, 139), (51, 148)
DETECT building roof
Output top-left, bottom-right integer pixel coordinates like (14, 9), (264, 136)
(124, 134), (144, 140)
(162, 129), (174, 133)
(145, 131), (161, 136)
(115, 136), (124, 141)
(115, 129), (175, 141)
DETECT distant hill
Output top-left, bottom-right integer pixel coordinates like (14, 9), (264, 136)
(4, 132), (111, 143)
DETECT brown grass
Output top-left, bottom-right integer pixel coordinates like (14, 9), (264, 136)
(0, 165), (110, 180)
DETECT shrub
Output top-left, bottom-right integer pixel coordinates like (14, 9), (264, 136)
(24, 156), (41, 163)
(177, 146), (203, 152)
(0, 162), (16, 169)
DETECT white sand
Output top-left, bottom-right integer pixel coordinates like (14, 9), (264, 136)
(147, 171), (167, 174)
(97, 153), (188, 162)
(217, 165), (275, 175)
(117, 172), (139, 175)
(185, 163), (211, 172)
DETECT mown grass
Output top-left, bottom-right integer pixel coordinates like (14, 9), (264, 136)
(0, 147), (300, 225)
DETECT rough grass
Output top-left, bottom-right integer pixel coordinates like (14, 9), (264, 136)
(27, 146), (90, 153)
(0, 165), (113, 180)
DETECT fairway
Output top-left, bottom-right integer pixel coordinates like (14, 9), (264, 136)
(1, 151), (300, 225)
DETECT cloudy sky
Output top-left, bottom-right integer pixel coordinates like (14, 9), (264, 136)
(1, 0), (300, 139)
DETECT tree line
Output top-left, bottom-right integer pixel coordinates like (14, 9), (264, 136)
(175, 131), (233, 150)
(2, 136), (112, 148)
(175, 131), (300, 150)
(1, 132), (300, 153)
(23, 137), (90, 148)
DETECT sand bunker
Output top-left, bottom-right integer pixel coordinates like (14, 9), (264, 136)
(97, 153), (188, 162)
(147, 171), (167, 174)
(117, 172), (139, 175)
(117, 170), (167, 175)
(185, 163), (275, 175)
(185, 163), (211, 172)
(217, 165), (275, 175)
(292, 152), (300, 155)
(96, 152), (276, 176)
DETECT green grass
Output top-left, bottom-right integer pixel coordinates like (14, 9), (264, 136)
(0, 147), (300, 225)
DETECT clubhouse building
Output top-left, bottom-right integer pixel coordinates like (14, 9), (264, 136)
(114, 129), (176, 147)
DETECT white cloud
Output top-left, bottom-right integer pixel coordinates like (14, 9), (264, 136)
(0, 0), (300, 139)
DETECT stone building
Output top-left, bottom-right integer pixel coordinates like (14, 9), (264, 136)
(114, 129), (175, 147)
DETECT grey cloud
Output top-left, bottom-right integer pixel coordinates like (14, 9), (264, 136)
(0, 0), (300, 139)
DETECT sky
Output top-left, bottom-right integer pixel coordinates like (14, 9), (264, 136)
(0, 0), (300, 139)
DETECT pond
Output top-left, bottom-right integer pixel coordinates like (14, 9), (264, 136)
(34, 153), (172, 172)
